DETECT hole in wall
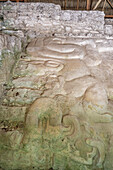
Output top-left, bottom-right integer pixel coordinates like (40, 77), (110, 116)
(16, 92), (19, 96)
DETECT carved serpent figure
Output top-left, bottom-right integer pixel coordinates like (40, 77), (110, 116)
(20, 37), (113, 169)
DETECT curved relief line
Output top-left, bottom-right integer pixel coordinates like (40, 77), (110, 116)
(64, 76), (97, 98)
(37, 49), (84, 60)
(23, 56), (65, 65)
(68, 151), (94, 165)
(64, 73), (91, 82)
(25, 60), (45, 65)
(83, 109), (113, 123)
(46, 43), (78, 53)
(43, 37), (63, 46)
(82, 84), (113, 123)
(86, 138), (105, 167)
(44, 61), (65, 72)
(44, 37), (96, 48)
(60, 39), (96, 48)
(62, 115), (81, 142)
(83, 101), (113, 122)
(44, 60), (61, 67)
(83, 55), (102, 67)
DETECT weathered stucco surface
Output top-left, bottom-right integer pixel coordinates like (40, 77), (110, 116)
(0, 2), (113, 170)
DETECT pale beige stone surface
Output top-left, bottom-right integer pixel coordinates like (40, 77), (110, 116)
(0, 36), (113, 169)
(0, 2), (113, 170)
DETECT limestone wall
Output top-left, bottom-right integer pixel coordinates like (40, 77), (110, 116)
(0, 2), (113, 55)
(0, 2), (105, 38)
(105, 19), (113, 36)
(0, 2), (113, 170)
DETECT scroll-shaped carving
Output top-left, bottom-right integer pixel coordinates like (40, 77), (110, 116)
(1, 37), (113, 170)
(25, 97), (62, 129)
(62, 115), (80, 142)
(25, 37), (113, 169)
(86, 138), (105, 168)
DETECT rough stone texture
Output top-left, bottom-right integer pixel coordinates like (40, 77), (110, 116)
(0, 2), (113, 170)
(0, 2), (105, 38)
(105, 19), (113, 36)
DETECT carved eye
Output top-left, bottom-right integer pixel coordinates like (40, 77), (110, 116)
(45, 60), (61, 68)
